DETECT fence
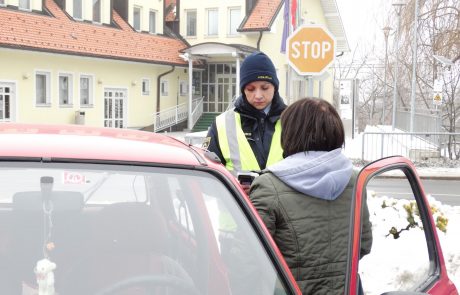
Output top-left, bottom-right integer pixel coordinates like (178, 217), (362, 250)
(396, 109), (442, 135)
(361, 131), (460, 163)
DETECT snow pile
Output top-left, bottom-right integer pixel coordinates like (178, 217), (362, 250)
(360, 192), (460, 294)
(436, 200), (460, 289)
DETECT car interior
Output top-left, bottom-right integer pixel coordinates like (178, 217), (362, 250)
(0, 170), (219, 295)
(0, 161), (293, 295)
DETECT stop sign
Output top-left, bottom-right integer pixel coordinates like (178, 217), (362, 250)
(287, 24), (336, 76)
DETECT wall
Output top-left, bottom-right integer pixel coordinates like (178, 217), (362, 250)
(0, 48), (187, 128)
(179, 0), (251, 46)
(129, 0), (164, 33)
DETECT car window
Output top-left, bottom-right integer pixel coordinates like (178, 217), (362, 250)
(0, 161), (291, 295)
(358, 168), (436, 294)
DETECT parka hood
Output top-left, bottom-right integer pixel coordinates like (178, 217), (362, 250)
(268, 148), (352, 200)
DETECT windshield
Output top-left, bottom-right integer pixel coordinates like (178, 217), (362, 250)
(0, 162), (290, 295)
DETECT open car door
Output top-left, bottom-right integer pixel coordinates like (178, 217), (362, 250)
(345, 156), (458, 295)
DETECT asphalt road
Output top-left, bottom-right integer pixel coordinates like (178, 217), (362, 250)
(367, 178), (460, 206)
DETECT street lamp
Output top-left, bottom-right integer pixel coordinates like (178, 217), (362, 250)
(382, 26), (392, 125)
(391, 1), (406, 130)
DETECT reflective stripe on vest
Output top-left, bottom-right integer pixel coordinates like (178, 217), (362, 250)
(216, 111), (283, 173)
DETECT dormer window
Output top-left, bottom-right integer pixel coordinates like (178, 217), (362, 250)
(19, 0), (30, 11)
(93, 0), (101, 23)
(74, 0), (82, 19)
(149, 10), (156, 34)
(133, 6), (141, 31)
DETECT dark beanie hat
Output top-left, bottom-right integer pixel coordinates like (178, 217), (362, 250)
(240, 51), (279, 93)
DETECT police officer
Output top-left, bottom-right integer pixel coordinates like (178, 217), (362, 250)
(205, 51), (286, 179)
(205, 51), (286, 294)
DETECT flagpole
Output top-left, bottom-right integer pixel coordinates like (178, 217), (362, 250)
(287, 0), (292, 105)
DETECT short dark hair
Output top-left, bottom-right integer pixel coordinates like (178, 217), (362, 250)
(281, 97), (345, 157)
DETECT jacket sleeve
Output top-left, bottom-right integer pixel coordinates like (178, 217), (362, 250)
(204, 121), (226, 166)
(248, 175), (278, 236)
(360, 194), (373, 257)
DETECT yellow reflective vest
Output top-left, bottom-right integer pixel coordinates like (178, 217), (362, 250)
(215, 111), (283, 173)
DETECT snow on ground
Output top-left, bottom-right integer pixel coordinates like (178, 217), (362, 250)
(361, 193), (460, 293)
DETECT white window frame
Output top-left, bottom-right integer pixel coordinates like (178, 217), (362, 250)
(0, 0), (6, 7)
(93, 0), (101, 23)
(133, 6), (142, 32)
(186, 10), (197, 37)
(179, 81), (188, 96)
(79, 74), (94, 107)
(35, 71), (51, 106)
(228, 7), (241, 36)
(59, 73), (73, 107)
(160, 80), (168, 96)
(206, 9), (218, 36)
(142, 78), (150, 96)
(73, 0), (83, 20)
(19, 0), (30, 11)
(149, 10), (157, 34)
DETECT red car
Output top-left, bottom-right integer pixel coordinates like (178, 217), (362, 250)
(0, 123), (456, 295)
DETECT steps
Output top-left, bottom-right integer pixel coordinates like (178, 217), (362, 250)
(192, 113), (220, 132)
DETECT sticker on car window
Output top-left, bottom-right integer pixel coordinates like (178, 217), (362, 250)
(63, 171), (86, 184)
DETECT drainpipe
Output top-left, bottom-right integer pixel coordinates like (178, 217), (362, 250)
(156, 66), (175, 112)
(256, 31), (263, 50)
(187, 56), (193, 130)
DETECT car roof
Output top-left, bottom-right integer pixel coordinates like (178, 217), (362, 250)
(0, 123), (207, 166)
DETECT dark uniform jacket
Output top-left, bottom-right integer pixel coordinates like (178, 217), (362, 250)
(205, 92), (286, 170)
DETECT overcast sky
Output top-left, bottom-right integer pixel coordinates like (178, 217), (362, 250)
(336, 0), (392, 57)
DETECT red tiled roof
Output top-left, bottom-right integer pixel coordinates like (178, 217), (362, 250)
(0, 0), (188, 66)
(240, 0), (283, 31)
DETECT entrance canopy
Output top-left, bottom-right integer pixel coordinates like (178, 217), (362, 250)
(180, 43), (257, 129)
(181, 42), (257, 58)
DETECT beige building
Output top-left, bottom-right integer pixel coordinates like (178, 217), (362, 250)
(0, 0), (348, 132)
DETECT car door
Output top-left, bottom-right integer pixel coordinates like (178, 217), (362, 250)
(345, 156), (458, 295)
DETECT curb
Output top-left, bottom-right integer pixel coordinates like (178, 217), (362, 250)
(374, 175), (460, 181)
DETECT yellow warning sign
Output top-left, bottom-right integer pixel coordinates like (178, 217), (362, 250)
(433, 92), (442, 106)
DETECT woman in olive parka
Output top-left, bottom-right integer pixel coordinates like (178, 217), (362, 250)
(249, 98), (373, 294)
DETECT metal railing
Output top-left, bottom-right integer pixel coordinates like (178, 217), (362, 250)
(153, 97), (204, 132)
(153, 103), (188, 132)
(191, 96), (204, 127)
(361, 132), (460, 163)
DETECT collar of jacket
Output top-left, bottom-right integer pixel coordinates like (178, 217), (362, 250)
(234, 91), (286, 120)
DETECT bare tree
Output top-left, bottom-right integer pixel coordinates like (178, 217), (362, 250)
(347, 0), (460, 158)
(395, 0), (460, 159)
